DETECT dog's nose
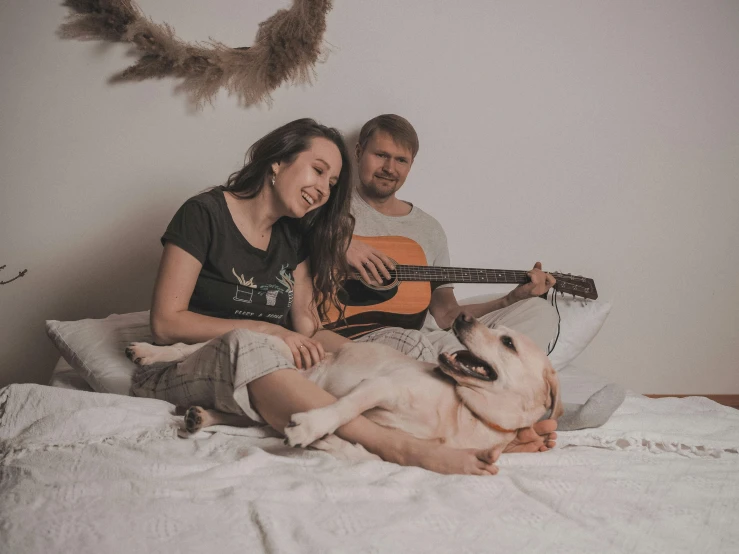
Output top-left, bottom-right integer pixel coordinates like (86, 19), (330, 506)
(455, 312), (474, 325)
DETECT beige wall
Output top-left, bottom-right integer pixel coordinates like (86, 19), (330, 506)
(1, 1), (738, 393)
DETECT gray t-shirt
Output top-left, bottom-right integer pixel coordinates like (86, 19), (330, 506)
(350, 193), (453, 289)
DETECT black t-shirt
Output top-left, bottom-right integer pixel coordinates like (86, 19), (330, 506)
(162, 188), (308, 326)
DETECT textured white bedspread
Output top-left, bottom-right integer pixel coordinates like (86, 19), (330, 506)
(1, 383), (738, 554)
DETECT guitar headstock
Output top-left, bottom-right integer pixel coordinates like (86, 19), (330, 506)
(551, 273), (598, 300)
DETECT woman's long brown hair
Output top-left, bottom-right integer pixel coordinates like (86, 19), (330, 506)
(222, 118), (354, 326)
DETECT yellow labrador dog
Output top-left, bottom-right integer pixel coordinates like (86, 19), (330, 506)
(127, 314), (562, 466)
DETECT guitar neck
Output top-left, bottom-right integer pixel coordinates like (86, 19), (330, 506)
(352, 265), (536, 285)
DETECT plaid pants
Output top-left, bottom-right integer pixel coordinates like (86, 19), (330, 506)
(131, 329), (295, 422)
(359, 297), (559, 361)
(130, 298), (557, 420)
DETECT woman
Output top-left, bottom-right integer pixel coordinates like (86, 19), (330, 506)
(131, 118), (502, 475)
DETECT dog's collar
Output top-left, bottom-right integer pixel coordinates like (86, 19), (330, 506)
(480, 419), (517, 434)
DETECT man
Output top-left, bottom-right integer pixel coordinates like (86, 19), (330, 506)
(338, 114), (561, 453)
(346, 114), (559, 359)
(344, 115), (625, 443)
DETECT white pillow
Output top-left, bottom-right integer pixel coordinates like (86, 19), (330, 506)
(545, 296), (611, 370)
(45, 311), (152, 395)
(459, 293), (611, 371)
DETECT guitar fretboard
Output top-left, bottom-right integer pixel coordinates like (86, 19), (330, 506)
(351, 265), (534, 284)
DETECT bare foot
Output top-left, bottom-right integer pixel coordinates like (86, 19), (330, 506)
(504, 419), (558, 453)
(184, 406), (253, 433)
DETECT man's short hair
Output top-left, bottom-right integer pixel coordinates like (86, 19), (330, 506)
(358, 114), (419, 159)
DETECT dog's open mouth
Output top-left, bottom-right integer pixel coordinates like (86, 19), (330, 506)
(438, 351), (497, 381)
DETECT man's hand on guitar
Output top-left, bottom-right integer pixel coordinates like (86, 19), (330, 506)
(508, 262), (556, 303)
(347, 239), (395, 286)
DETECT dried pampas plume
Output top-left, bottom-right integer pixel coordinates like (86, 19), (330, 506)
(58, 0), (333, 109)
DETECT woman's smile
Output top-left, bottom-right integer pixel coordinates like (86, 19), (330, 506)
(301, 190), (316, 206)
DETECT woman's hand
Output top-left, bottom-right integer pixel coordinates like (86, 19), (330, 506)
(274, 327), (325, 370)
(346, 239), (394, 285)
(507, 261), (556, 304)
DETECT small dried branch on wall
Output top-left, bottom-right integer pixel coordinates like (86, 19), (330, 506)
(58, 0), (333, 109)
(0, 265), (28, 286)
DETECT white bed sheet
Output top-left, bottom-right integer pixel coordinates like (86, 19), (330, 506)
(2, 361), (736, 553)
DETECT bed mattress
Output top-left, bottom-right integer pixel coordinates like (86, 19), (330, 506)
(0, 359), (733, 553)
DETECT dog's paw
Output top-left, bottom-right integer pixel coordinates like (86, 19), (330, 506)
(184, 406), (207, 433)
(283, 410), (338, 448)
(125, 342), (164, 366)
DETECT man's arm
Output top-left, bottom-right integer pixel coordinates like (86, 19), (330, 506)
(429, 262), (557, 330)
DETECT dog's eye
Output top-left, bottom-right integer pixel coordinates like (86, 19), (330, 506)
(501, 335), (516, 352)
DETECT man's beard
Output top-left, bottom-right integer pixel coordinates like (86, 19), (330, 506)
(363, 176), (398, 199)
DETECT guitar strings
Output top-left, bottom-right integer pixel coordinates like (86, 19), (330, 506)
(349, 266), (593, 294)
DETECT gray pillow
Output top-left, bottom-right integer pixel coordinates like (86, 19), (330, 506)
(45, 311), (152, 395)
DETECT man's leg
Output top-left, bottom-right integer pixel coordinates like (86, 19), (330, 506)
(422, 296), (558, 356)
(477, 296), (559, 354)
(355, 327), (437, 363)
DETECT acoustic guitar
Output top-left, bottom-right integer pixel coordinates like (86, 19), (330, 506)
(323, 235), (598, 339)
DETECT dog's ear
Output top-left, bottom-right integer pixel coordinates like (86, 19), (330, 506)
(545, 364), (564, 420)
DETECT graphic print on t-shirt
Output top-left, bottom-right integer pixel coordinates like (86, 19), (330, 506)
(230, 264), (295, 320)
(232, 268), (257, 303)
(276, 264), (295, 308)
(254, 263), (295, 308)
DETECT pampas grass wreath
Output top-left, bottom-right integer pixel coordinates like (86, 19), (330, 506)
(58, 0), (333, 109)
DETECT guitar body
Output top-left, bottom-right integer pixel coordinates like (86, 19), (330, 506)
(324, 236), (432, 338)
(323, 235), (598, 339)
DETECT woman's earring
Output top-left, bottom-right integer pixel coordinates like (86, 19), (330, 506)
(270, 173), (276, 187)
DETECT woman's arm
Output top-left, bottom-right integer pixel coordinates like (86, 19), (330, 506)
(150, 244), (321, 368)
(289, 259), (351, 364)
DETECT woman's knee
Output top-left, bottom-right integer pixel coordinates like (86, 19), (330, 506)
(221, 328), (259, 346)
(221, 328), (291, 358)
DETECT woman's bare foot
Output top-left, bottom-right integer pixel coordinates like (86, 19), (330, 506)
(504, 419), (558, 453)
(184, 406), (253, 433)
